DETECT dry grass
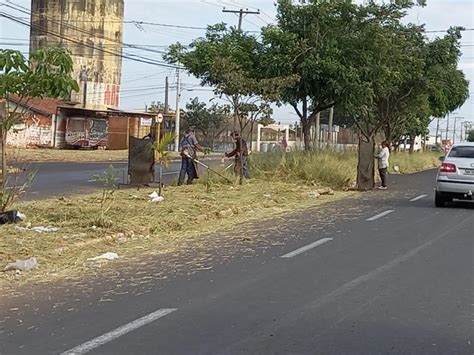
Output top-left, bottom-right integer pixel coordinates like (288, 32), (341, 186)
(0, 180), (352, 286)
(250, 150), (440, 187)
(250, 150), (358, 189)
(9, 148), (224, 163)
(390, 151), (440, 173)
(10, 148), (129, 163)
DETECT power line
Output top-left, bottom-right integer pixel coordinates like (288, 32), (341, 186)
(0, 11), (180, 69)
(1, 2), (173, 57)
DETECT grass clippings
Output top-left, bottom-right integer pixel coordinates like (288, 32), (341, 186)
(0, 179), (353, 287)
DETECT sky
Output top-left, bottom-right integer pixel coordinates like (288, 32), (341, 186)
(0, 0), (473, 139)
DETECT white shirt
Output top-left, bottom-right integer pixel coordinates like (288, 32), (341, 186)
(376, 147), (390, 169)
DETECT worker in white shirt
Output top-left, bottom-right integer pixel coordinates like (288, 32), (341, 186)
(375, 141), (390, 190)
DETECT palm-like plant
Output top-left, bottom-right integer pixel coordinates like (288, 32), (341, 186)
(152, 132), (176, 196)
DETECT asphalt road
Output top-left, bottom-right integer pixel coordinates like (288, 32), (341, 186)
(1, 170), (473, 354)
(14, 157), (224, 200)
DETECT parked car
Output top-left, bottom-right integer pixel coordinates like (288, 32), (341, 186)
(435, 142), (474, 207)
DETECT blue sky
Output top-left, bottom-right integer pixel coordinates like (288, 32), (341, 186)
(1, 0), (473, 137)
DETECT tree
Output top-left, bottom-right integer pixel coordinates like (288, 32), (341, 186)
(147, 101), (166, 113)
(0, 48), (78, 211)
(165, 24), (296, 137)
(261, 0), (365, 150)
(185, 97), (229, 148)
(467, 130), (474, 142)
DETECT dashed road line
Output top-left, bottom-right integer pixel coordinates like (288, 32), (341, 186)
(61, 308), (177, 355)
(281, 238), (334, 258)
(410, 194), (427, 202)
(366, 210), (395, 222)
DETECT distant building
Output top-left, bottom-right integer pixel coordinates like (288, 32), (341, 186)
(6, 97), (155, 150)
(30, 0), (124, 109)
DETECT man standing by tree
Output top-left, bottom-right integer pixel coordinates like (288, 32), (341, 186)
(178, 128), (203, 185)
(226, 131), (250, 180)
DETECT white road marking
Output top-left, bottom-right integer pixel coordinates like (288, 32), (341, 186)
(366, 210), (394, 222)
(61, 308), (177, 355)
(410, 194), (427, 202)
(281, 238), (333, 258)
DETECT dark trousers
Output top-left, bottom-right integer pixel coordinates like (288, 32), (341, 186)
(379, 168), (388, 187)
(234, 156), (250, 178)
(178, 157), (197, 185)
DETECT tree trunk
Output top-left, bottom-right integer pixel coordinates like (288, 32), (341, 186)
(409, 134), (415, 154)
(0, 100), (7, 192)
(384, 124), (392, 147)
(357, 135), (375, 191)
(302, 119), (312, 151)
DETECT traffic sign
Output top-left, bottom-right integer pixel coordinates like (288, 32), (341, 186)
(157, 113), (164, 123)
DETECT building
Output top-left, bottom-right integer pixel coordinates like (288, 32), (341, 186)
(30, 0), (124, 109)
(6, 97), (155, 150)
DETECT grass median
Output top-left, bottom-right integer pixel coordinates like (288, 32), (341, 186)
(0, 178), (351, 286)
(0, 149), (439, 287)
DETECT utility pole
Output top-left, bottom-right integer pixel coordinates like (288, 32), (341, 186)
(453, 116), (457, 143)
(80, 69), (88, 108)
(435, 117), (440, 145)
(222, 8), (260, 31)
(164, 76), (169, 114)
(445, 113), (449, 141)
(327, 107), (334, 144)
(174, 68), (181, 153)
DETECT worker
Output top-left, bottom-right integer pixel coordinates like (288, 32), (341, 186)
(178, 128), (203, 185)
(225, 130), (250, 179)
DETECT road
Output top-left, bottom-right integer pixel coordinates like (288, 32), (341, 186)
(14, 157), (224, 200)
(1, 170), (473, 354)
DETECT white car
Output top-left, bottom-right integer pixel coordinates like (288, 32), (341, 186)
(435, 142), (474, 207)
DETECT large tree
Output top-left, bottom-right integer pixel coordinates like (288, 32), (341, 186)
(260, 0), (362, 150)
(165, 24), (296, 137)
(185, 97), (229, 148)
(0, 47), (78, 211)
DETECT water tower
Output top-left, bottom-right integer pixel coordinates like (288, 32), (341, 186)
(30, 0), (124, 109)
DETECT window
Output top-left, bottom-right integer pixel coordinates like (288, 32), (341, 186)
(448, 146), (474, 158)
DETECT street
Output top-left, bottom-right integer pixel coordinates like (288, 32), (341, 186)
(14, 157), (223, 200)
(1, 169), (473, 354)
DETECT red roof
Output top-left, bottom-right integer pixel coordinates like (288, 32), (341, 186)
(9, 96), (76, 116)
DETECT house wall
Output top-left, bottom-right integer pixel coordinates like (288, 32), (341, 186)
(6, 108), (54, 148)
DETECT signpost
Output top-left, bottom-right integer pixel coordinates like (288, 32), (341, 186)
(156, 113), (164, 196)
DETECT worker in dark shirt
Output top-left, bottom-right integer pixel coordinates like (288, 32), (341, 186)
(225, 130), (250, 179)
(178, 128), (203, 185)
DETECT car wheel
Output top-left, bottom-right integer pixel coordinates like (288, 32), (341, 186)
(435, 191), (447, 207)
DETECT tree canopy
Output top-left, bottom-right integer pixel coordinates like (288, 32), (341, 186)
(165, 0), (469, 190)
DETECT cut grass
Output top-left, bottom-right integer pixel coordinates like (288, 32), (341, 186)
(0, 180), (352, 286)
(9, 148), (225, 163)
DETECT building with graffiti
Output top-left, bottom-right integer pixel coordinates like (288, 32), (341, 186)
(6, 97), (155, 150)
